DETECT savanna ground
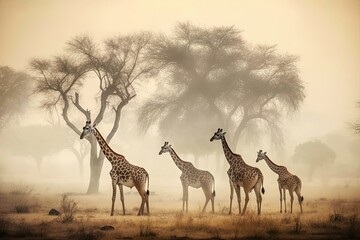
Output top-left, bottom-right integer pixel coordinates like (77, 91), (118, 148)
(0, 182), (359, 240)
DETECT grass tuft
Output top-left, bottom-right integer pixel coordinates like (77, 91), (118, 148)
(14, 204), (31, 213)
(0, 216), (10, 237)
(59, 194), (77, 223)
(139, 218), (157, 237)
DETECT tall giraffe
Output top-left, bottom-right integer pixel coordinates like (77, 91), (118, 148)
(80, 121), (150, 216)
(210, 128), (265, 215)
(256, 150), (303, 213)
(159, 142), (215, 213)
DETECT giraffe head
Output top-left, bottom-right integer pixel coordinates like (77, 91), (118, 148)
(80, 120), (97, 139)
(256, 150), (267, 162)
(210, 128), (226, 142)
(159, 141), (172, 155)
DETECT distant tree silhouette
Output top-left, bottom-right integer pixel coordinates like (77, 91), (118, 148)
(138, 23), (305, 161)
(292, 140), (336, 181)
(0, 66), (32, 131)
(31, 33), (152, 194)
(351, 101), (360, 135)
(0, 125), (75, 172)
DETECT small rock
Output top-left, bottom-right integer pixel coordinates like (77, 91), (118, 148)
(100, 225), (114, 231)
(48, 208), (60, 216)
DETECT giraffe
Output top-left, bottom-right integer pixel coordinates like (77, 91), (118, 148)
(80, 120), (150, 216)
(256, 150), (303, 213)
(210, 128), (265, 215)
(159, 142), (216, 213)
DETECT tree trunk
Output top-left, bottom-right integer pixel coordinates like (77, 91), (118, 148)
(78, 157), (84, 179)
(308, 165), (316, 182)
(86, 136), (104, 194)
(231, 118), (247, 152)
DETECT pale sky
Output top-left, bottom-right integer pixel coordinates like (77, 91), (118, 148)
(0, 0), (359, 141)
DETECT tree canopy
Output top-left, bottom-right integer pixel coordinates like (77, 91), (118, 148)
(138, 23), (305, 159)
(31, 33), (152, 193)
(0, 125), (75, 170)
(292, 140), (336, 180)
(0, 66), (32, 131)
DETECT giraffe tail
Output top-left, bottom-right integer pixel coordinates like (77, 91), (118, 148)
(211, 175), (216, 197)
(301, 196), (304, 202)
(261, 174), (265, 194)
(146, 173), (150, 196)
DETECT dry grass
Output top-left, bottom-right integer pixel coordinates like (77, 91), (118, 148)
(59, 194), (77, 223)
(0, 187), (359, 239)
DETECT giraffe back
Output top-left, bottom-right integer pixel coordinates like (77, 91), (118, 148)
(278, 174), (301, 191)
(110, 155), (148, 188)
(230, 161), (263, 186)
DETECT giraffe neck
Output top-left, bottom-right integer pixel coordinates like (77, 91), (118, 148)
(169, 148), (189, 172)
(93, 128), (119, 165)
(263, 155), (282, 174)
(220, 136), (242, 165)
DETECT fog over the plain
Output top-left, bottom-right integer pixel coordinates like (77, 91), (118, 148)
(0, 0), (359, 203)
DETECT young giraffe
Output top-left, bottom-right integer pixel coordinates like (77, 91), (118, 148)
(80, 121), (150, 216)
(210, 128), (265, 215)
(256, 150), (303, 213)
(159, 142), (216, 213)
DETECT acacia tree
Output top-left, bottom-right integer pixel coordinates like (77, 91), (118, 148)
(138, 23), (305, 158)
(292, 140), (336, 181)
(32, 33), (152, 194)
(0, 66), (32, 131)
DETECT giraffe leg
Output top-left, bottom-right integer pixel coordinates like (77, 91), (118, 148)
(289, 190), (294, 214)
(278, 183), (282, 213)
(211, 195), (215, 214)
(234, 184), (241, 215)
(254, 182), (262, 215)
(145, 193), (150, 215)
(118, 184), (126, 215)
(242, 188), (250, 216)
(111, 181), (116, 216)
(138, 194), (146, 216)
(202, 196), (210, 213)
(181, 181), (189, 212)
(295, 187), (303, 213)
(283, 188), (287, 213)
(201, 184), (212, 213)
(229, 180), (234, 215)
(135, 184), (146, 216)
(185, 186), (189, 213)
(181, 182), (186, 212)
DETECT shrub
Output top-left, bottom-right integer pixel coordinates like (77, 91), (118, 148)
(14, 204), (30, 213)
(10, 185), (33, 195)
(59, 194), (77, 223)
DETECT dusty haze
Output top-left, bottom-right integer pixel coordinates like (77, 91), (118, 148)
(0, 0), (359, 218)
